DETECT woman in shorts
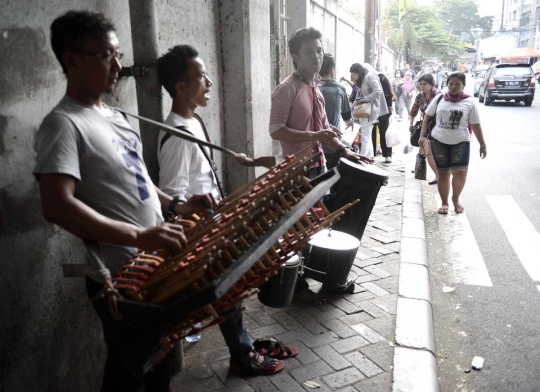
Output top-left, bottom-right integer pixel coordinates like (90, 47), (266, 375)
(418, 72), (487, 215)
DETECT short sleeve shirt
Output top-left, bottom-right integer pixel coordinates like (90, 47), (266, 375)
(158, 112), (221, 202)
(34, 96), (163, 277)
(269, 73), (330, 167)
(426, 96), (480, 144)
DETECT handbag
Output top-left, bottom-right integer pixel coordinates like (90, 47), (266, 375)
(410, 119), (422, 147)
(353, 102), (372, 119)
(414, 146), (427, 180)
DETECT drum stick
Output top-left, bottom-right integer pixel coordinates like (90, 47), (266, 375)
(120, 110), (277, 168)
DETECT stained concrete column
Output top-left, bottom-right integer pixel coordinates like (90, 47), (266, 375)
(128, 0), (163, 184)
(218, 0), (272, 191)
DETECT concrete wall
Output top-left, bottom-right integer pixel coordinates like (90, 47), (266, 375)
(0, 3), (135, 391)
(0, 0), (271, 390)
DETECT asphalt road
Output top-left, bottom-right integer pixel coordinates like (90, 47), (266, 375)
(424, 77), (540, 392)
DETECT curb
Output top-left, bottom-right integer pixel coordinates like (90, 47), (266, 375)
(392, 153), (439, 392)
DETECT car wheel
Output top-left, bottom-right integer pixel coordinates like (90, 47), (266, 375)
(525, 99), (533, 107)
(479, 91), (484, 103)
(474, 92), (479, 97)
(484, 93), (491, 106)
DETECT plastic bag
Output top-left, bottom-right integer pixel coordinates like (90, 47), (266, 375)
(385, 126), (401, 148)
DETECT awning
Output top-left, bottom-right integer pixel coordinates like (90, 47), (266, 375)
(498, 47), (540, 60)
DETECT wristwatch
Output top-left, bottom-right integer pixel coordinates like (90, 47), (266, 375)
(168, 196), (182, 214)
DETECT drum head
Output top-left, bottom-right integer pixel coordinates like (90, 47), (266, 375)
(285, 255), (300, 267)
(308, 229), (360, 250)
(338, 158), (389, 184)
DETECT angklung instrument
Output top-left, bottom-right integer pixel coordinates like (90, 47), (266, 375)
(91, 144), (358, 376)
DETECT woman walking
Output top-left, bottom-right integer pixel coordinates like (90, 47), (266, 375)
(419, 72), (487, 215)
(409, 73), (440, 184)
(350, 63), (388, 158)
(373, 72), (394, 163)
(391, 69), (403, 121)
(402, 71), (415, 120)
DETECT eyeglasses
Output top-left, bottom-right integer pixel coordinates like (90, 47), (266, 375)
(75, 50), (124, 62)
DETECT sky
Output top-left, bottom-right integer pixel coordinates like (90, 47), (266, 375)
(401, 0), (505, 28)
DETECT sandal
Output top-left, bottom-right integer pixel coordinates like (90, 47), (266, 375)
(253, 339), (299, 359)
(438, 206), (448, 215)
(229, 351), (284, 375)
(454, 204), (465, 214)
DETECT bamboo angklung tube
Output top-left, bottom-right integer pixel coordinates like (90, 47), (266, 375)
(111, 143), (359, 352)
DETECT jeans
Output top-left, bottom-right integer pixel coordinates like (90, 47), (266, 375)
(86, 278), (172, 392)
(431, 138), (470, 170)
(218, 303), (253, 363)
(372, 116), (392, 158)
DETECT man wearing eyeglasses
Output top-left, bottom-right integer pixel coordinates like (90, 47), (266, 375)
(34, 10), (214, 391)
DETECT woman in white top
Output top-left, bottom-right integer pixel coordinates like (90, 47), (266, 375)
(351, 63), (388, 158)
(419, 72), (487, 215)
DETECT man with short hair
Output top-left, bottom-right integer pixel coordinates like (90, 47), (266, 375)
(318, 53), (353, 163)
(403, 63), (416, 79)
(34, 11), (215, 391)
(269, 27), (373, 303)
(157, 45), (291, 376)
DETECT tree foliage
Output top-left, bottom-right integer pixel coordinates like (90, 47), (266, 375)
(438, 0), (494, 43)
(382, 0), (486, 65)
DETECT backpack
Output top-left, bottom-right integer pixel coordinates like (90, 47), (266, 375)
(395, 83), (403, 96)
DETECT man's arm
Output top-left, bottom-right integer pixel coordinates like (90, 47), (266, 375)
(154, 185), (216, 216)
(39, 174), (187, 253)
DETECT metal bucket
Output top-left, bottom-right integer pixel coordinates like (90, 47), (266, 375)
(303, 229), (360, 286)
(258, 255), (300, 308)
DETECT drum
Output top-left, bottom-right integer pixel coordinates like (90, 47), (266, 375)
(326, 158), (389, 241)
(258, 255), (300, 308)
(303, 229), (360, 287)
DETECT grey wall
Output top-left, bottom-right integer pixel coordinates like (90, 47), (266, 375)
(0, 0), (272, 390)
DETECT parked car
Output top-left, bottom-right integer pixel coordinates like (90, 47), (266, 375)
(532, 60), (540, 80)
(478, 63), (536, 106)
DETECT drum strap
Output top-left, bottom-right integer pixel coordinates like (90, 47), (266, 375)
(160, 114), (225, 199)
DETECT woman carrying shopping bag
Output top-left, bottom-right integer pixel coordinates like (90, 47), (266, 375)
(409, 74), (441, 184)
(350, 63), (388, 158)
(419, 72), (487, 215)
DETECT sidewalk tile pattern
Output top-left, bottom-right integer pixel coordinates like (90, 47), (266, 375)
(171, 158), (405, 392)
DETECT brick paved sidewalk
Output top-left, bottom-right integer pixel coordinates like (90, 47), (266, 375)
(171, 155), (407, 392)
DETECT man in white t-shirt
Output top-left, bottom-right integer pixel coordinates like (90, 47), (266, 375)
(34, 11), (216, 391)
(157, 45), (292, 376)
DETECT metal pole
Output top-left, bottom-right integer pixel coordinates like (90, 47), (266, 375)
(128, 0), (163, 184)
(365, 0), (375, 65)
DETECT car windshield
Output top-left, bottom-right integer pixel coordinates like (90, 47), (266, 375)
(494, 66), (532, 77)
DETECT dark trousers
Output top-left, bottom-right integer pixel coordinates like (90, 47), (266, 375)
(372, 116), (392, 158)
(86, 278), (172, 392)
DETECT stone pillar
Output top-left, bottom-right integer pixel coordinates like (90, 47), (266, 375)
(289, 0), (310, 36)
(128, 0), (163, 184)
(218, 0), (273, 190)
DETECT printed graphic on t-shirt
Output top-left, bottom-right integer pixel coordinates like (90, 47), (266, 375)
(112, 135), (150, 201)
(439, 110), (464, 129)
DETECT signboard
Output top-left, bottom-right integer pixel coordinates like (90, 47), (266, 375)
(502, 57), (530, 64)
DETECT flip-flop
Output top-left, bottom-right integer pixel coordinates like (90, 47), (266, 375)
(454, 205), (465, 214)
(229, 351), (285, 375)
(428, 179), (438, 185)
(438, 207), (448, 215)
(253, 339), (299, 359)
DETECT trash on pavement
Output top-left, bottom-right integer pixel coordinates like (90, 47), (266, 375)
(443, 286), (456, 293)
(303, 380), (321, 389)
(471, 356), (485, 370)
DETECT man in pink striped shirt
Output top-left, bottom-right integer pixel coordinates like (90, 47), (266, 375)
(269, 27), (372, 178)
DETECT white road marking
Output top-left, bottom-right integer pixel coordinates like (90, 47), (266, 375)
(436, 195), (493, 287)
(486, 195), (540, 284)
